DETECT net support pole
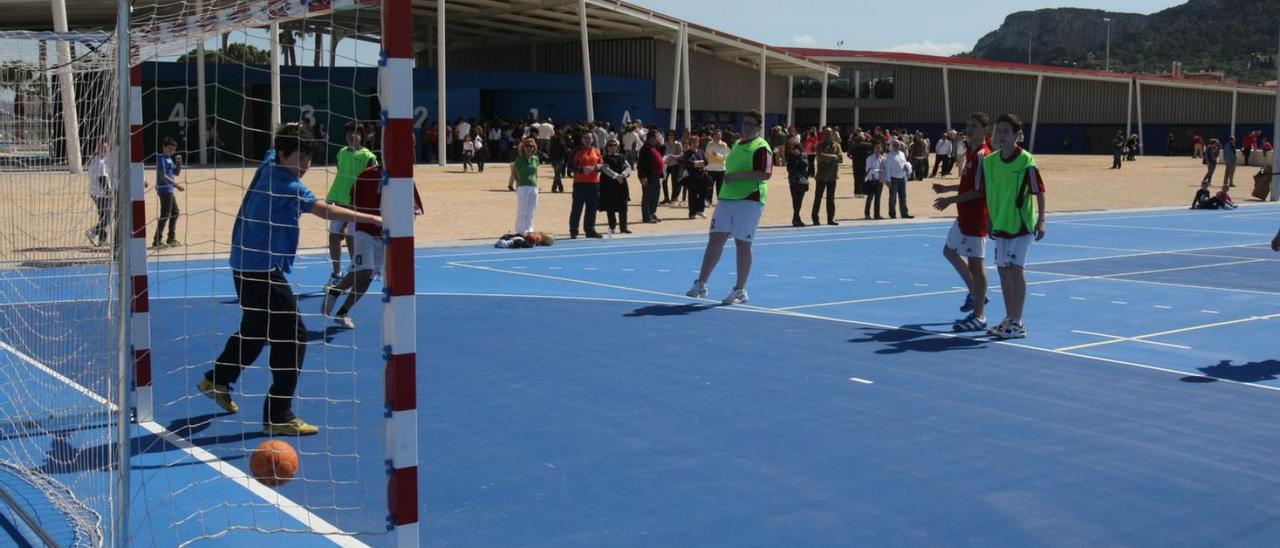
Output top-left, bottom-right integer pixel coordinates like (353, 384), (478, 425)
(1272, 20), (1279, 201)
(1136, 79), (1144, 155)
(381, 0), (420, 544)
(1125, 79), (1133, 138)
(1030, 73), (1043, 152)
(758, 45), (766, 118)
(196, 0), (208, 165)
(578, 0), (594, 123)
(114, 0), (136, 544)
(785, 75), (793, 128)
(269, 22), (282, 136)
(667, 26), (681, 132)
(818, 71), (828, 128)
(436, 0), (446, 167)
(1230, 88), (1238, 139)
(680, 23), (691, 133)
(51, 0), (83, 173)
(854, 70), (861, 129)
(942, 66), (951, 130)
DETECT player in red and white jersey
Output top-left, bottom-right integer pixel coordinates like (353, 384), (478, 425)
(932, 112), (994, 332)
(322, 166), (423, 328)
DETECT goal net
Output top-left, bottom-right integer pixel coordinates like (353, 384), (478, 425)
(0, 0), (420, 545)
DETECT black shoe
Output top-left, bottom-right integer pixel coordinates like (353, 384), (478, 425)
(570, 233), (578, 239)
(585, 232), (604, 239)
(888, 214), (897, 219)
(621, 228), (632, 234)
(827, 221), (839, 226)
(811, 218), (820, 226)
(902, 214), (914, 219)
(792, 219), (805, 227)
(874, 215), (884, 220)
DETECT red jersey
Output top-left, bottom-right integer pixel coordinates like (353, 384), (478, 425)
(351, 167), (424, 237)
(957, 139), (993, 237)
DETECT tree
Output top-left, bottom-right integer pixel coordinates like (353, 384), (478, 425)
(177, 43), (270, 65)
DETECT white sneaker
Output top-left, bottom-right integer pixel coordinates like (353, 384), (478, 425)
(686, 279), (708, 298)
(722, 287), (749, 305)
(335, 315), (355, 329)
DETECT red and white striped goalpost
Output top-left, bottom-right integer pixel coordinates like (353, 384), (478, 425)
(128, 64), (154, 425)
(379, 0), (421, 544)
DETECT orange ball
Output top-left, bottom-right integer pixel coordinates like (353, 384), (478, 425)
(250, 439), (299, 487)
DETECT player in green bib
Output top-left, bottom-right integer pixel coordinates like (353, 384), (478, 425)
(975, 113), (1046, 339)
(325, 121), (379, 290)
(686, 110), (773, 305)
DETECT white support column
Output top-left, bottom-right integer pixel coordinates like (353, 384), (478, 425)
(785, 75), (793, 128)
(1126, 79), (1133, 138)
(681, 24), (691, 132)
(668, 26), (682, 131)
(269, 22), (282, 136)
(51, 0), (82, 173)
(758, 45), (767, 117)
(1271, 20), (1279, 201)
(437, 0), (446, 166)
(196, 0), (208, 165)
(578, 0), (594, 122)
(942, 66), (951, 130)
(818, 71), (829, 128)
(1136, 80), (1145, 155)
(1030, 73), (1044, 152)
(113, 3), (134, 546)
(1230, 88), (1238, 138)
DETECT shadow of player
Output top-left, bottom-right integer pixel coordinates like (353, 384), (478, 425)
(624, 303), (718, 317)
(1181, 359), (1280, 384)
(849, 324), (989, 355)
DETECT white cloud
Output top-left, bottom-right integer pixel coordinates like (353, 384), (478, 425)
(887, 41), (969, 57)
(791, 35), (818, 46)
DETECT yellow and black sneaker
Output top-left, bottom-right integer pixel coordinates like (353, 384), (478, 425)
(264, 417), (319, 436)
(197, 378), (239, 414)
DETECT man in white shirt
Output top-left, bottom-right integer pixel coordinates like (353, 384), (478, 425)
(932, 131), (954, 178)
(884, 139), (914, 219)
(537, 118), (554, 154)
(455, 117), (471, 162)
(86, 141), (115, 247)
(621, 124), (642, 168)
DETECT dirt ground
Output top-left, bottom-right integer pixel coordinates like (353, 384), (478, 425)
(2, 153), (1275, 265)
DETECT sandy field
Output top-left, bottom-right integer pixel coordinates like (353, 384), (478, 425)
(1, 153), (1275, 266)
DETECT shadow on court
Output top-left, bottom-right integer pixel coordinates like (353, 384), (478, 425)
(1181, 359), (1280, 383)
(624, 304), (718, 317)
(849, 324), (989, 354)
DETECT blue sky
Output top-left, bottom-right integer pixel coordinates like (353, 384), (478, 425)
(634, 0), (1185, 56)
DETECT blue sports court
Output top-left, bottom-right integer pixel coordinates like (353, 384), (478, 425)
(3, 204), (1280, 546)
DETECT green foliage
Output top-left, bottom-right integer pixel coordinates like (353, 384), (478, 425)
(177, 43), (270, 65)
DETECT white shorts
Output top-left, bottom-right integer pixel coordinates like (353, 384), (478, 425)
(351, 231), (384, 274)
(709, 199), (764, 242)
(328, 219), (350, 235)
(994, 234), (1034, 268)
(945, 221), (986, 259)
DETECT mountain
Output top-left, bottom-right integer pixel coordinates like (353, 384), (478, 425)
(962, 0), (1280, 83)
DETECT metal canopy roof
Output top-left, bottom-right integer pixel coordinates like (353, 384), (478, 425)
(2, 1), (838, 78)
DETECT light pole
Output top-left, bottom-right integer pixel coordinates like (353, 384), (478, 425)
(1103, 17), (1112, 71)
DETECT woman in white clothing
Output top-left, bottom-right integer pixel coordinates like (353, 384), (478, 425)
(508, 138), (541, 233)
(86, 141), (113, 247)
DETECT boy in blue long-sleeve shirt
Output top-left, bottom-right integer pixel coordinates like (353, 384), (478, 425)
(153, 136), (185, 247)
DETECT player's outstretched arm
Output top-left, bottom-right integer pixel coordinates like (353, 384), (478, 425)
(311, 200), (382, 227)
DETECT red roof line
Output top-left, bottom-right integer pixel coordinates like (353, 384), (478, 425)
(778, 47), (1274, 91)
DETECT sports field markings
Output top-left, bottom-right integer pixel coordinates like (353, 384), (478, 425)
(1054, 312), (1280, 352)
(848, 377), (875, 385)
(1200, 310), (1220, 315)
(802, 276), (817, 280)
(444, 263), (1280, 394)
(1155, 305), (1173, 309)
(1111, 301), (1129, 305)
(1069, 330), (1191, 350)
(1052, 221), (1274, 237)
(1070, 296), (1087, 301)
(0, 342), (363, 547)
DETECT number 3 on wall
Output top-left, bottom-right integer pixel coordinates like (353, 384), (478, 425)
(300, 105), (317, 127)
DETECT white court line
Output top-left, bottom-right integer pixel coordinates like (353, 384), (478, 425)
(1055, 313), (1280, 352)
(1068, 330), (1191, 350)
(848, 377), (875, 385)
(444, 263), (1280, 394)
(1051, 221), (1274, 237)
(1025, 242), (1273, 267)
(1032, 258), (1267, 279)
(0, 342), (364, 547)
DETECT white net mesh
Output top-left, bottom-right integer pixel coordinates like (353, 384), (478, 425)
(129, 0), (389, 545)
(0, 29), (122, 548)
